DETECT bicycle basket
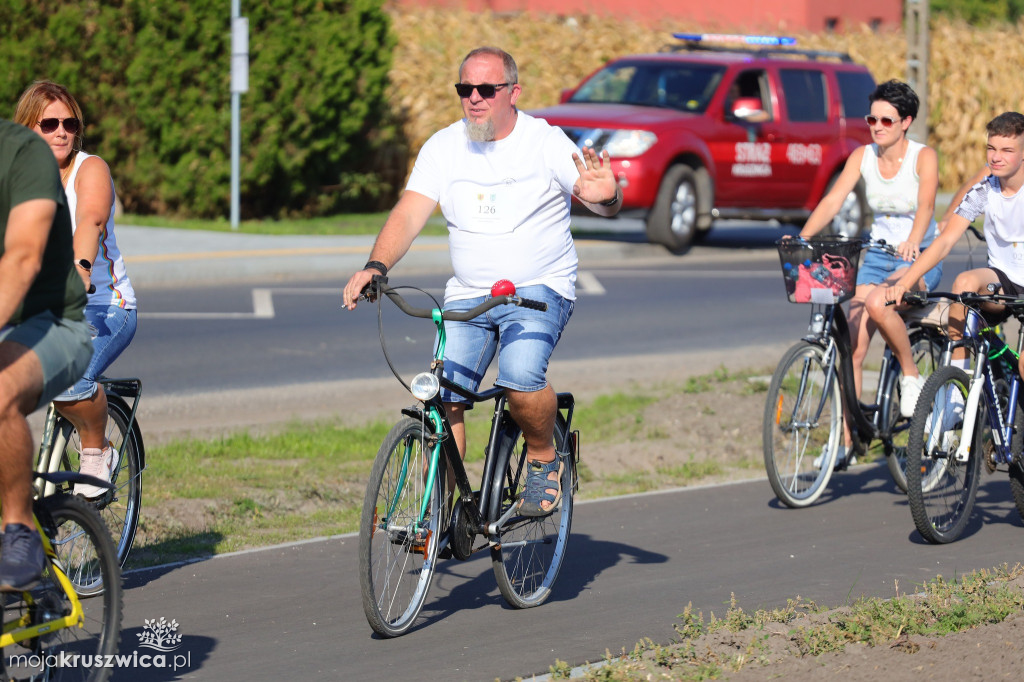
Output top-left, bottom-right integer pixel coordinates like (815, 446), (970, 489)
(776, 237), (863, 304)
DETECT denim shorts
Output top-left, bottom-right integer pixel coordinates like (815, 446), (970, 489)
(856, 246), (943, 291)
(438, 285), (574, 404)
(0, 311), (93, 411)
(54, 305), (137, 402)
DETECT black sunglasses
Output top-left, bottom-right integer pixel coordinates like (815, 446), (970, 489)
(454, 82), (511, 99)
(38, 117), (81, 135)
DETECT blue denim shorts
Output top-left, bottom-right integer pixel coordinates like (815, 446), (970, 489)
(857, 246), (943, 290)
(0, 311), (93, 411)
(54, 305), (137, 402)
(438, 285), (574, 404)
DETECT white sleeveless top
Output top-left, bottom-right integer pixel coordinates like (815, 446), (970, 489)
(65, 152), (136, 309)
(859, 139), (937, 248)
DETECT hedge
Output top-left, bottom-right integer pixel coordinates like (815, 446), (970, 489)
(0, 0), (399, 218)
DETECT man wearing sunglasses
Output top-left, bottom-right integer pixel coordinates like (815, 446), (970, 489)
(0, 118), (92, 590)
(344, 46), (619, 517)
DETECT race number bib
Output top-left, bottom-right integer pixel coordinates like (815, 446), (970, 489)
(451, 181), (514, 234)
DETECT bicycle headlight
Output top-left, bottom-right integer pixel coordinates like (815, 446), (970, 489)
(410, 372), (440, 401)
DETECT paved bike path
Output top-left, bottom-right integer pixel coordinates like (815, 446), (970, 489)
(111, 468), (1020, 681)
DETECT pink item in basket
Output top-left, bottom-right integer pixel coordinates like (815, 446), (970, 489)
(793, 254), (855, 303)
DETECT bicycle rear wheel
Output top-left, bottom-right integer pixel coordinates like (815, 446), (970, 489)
(359, 417), (444, 637)
(490, 414), (573, 609)
(51, 393), (143, 574)
(905, 366), (981, 543)
(763, 341), (842, 507)
(885, 327), (946, 493)
(4, 494), (123, 682)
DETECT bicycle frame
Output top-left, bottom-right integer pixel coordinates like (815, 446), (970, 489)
(34, 376), (144, 499)
(0, 508), (84, 649)
(390, 303), (575, 549)
(947, 308), (1023, 466)
(802, 302), (901, 450)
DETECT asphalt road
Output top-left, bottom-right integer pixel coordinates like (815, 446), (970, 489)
(93, 223), (1000, 681)
(112, 468), (1024, 681)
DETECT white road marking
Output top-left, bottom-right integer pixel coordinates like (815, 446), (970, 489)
(138, 273), (608, 320)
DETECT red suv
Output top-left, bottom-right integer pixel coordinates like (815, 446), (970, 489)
(531, 34), (877, 253)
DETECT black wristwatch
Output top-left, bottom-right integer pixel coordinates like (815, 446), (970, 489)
(76, 259), (92, 271)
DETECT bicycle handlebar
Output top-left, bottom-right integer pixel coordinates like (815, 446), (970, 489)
(788, 236), (899, 257)
(902, 289), (1024, 309)
(362, 276), (549, 318)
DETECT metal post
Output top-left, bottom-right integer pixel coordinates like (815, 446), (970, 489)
(905, 0), (929, 143)
(230, 1), (249, 229)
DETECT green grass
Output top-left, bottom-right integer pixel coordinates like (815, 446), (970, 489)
(541, 564), (1024, 680)
(120, 211), (450, 237)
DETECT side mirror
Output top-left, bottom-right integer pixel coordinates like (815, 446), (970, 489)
(731, 96), (767, 120)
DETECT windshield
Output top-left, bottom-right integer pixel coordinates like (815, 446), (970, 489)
(569, 62), (726, 113)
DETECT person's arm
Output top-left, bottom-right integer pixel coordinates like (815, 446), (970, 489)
(71, 155), (115, 291)
(899, 145), (939, 261)
(938, 166), (989, 232)
(799, 146), (866, 238)
(572, 147), (620, 217)
(342, 190), (436, 310)
(0, 198), (54, 327)
(885, 213), (970, 304)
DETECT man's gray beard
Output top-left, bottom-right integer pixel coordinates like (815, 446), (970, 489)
(466, 118), (495, 142)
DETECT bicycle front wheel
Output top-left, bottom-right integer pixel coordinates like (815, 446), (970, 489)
(763, 341), (843, 507)
(906, 366), (981, 543)
(52, 393), (143, 574)
(490, 414), (572, 609)
(885, 326), (946, 493)
(5, 494), (123, 682)
(359, 417), (444, 638)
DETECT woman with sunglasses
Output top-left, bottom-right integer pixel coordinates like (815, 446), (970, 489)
(797, 79), (941, 465)
(13, 81), (137, 498)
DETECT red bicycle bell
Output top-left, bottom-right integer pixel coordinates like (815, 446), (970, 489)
(491, 279), (516, 297)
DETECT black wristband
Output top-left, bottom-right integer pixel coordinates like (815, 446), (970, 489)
(599, 190), (620, 207)
(364, 260), (388, 276)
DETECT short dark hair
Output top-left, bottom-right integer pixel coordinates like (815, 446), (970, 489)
(986, 112), (1024, 138)
(459, 47), (518, 85)
(869, 79), (919, 120)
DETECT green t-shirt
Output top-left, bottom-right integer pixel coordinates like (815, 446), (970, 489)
(0, 118), (85, 324)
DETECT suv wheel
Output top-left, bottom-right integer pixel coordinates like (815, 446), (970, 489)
(824, 176), (870, 239)
(646, 165), (706, 254)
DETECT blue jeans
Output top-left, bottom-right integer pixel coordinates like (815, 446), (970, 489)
(857, 246), (943, 290)
(54, 305), (137, 402)
(438, 285), (574, 405)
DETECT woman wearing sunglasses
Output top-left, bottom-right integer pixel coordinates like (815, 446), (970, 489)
(13, 81), (137, 498)
(797, 79), (941, 465)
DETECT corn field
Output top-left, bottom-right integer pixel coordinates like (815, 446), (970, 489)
(387, 9), (1024, 191)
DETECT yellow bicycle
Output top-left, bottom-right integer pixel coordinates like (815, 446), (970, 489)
(2, 472), (122, 682)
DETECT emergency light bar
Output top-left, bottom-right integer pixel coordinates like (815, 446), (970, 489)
(673, 33), (797, 46)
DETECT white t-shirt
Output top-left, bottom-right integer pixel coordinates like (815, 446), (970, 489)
(860, 139), (937, 248)
(65, 152), (137, 309)
(405, 111), (580, 301)
(957, 174), (1024, 285)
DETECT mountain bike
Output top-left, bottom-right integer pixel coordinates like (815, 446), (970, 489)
(763, 237), (946, 507)
(355, 277), (579, 638)
(34, 378), (144, 590)
(1, 473), (122, 682)
(902, 288), (1024, 543)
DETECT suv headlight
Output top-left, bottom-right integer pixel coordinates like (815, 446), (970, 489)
(602, 130), (657, 158)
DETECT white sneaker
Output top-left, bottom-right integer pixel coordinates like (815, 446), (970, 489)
(813, 446), (855, 470)
(900, 375), (926, 418)
(74, 446), (120, 499)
